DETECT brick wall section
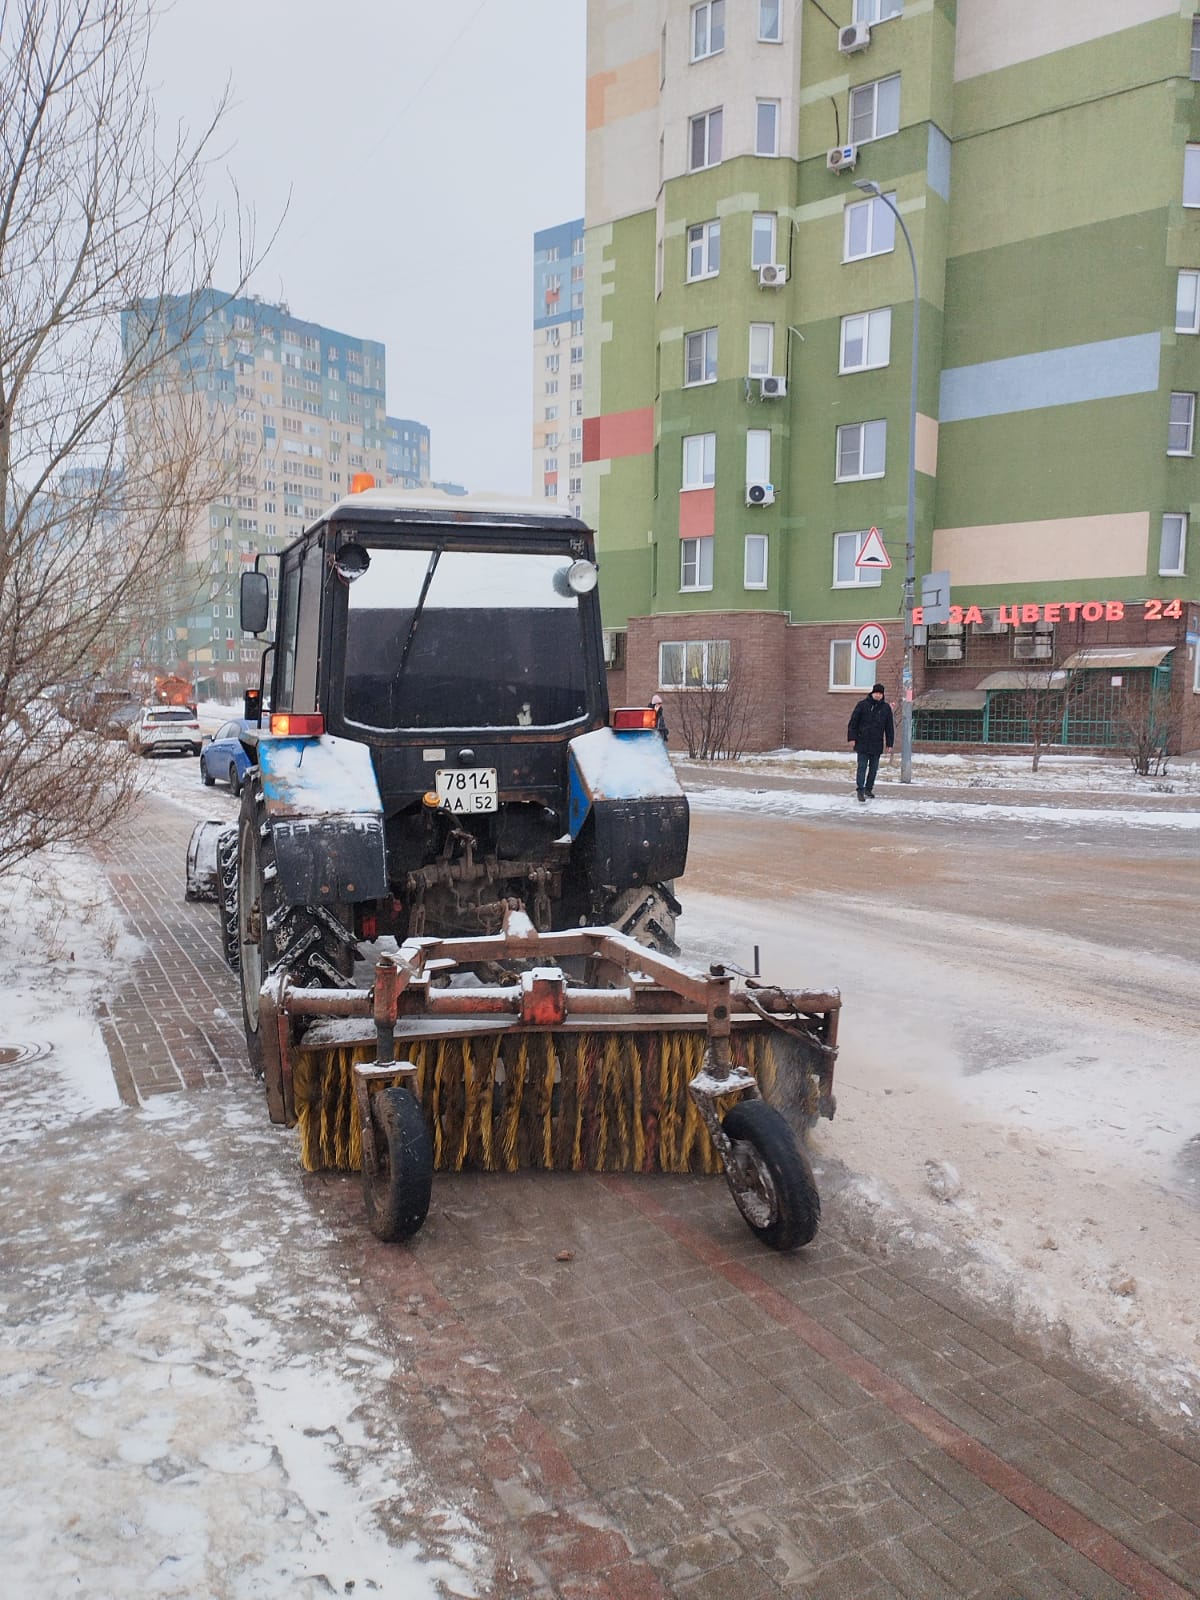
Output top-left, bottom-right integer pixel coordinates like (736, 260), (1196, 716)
(627, 610), (789, 749)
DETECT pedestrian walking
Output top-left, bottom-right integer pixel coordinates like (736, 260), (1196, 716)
(847, 682), (894, 801)
(650, 693), (669, 744)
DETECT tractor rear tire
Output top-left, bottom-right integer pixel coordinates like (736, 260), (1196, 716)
(722, 1099), (820, 1252)
(362, 1086), (433, 1243)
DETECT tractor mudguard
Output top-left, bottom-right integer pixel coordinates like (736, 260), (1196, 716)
(256, 734), (388, 906)
(566, 726), (689, 887)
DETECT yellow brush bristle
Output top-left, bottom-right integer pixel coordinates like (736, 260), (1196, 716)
(292, 1029), (812, 1176)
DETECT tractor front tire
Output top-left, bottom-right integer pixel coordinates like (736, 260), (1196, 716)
(722, 1099), (820, 1252)
(362, 1086), (433, 1243)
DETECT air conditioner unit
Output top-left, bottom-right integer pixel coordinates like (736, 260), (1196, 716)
(972, 608), (1008, 634)
(1013, 636), (1053, 661)
(927, 638), (964, 662)
(826, 144), (859, 174)
(746, 481), (775, 507)
(757, 262), (788, 288)
(838, 21), (872, 53)
(757, 374), (788, 399)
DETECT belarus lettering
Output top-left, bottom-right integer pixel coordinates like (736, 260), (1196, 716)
(911, 599), (1183, 626)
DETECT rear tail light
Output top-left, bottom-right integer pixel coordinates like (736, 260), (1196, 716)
(612, 707), (658, 732)
(270, 712), (325, 737)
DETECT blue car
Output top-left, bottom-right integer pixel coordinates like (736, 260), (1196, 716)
(200, 718), (256, 794)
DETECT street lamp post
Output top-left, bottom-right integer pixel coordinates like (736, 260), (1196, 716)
(854, 180), (918, 784)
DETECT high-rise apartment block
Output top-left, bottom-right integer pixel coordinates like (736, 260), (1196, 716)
(585, 0), (1200, 752)
(533, 220), (587, 519)
(125, 290), (428, 698)
(385, 417), (431, 488)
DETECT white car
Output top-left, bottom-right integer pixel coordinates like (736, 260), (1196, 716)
(128, 706), (203, 757)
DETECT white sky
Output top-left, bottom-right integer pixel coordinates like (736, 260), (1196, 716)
(148, 0), (586, 494)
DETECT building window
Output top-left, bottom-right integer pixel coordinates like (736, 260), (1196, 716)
(687, 219), (721, 280)
(1192, 16), (1200, 79)
(849, 75), (900, 144)
(680, 536), (714, 590)
(759, 0), (782, 42)
(684, 327), (719, 386)
(756, 100), (780, 156)
(751, 212), (778, 267)
(544, 353), (560, 372)
(691, 0), (725, 60)
(1177, 271), (1200, 334)
(689, 108), (723, 171)
(744, 534), (768, 588)
(833, 530), (884, 587)
(569, 476), (582, 495)
(844, 192), (896, 261)
(836, 419), (887, 479)
(830, 639), (878, 690)
(746, 428), (771, 486)
(1185, 145), (1200, 207)
(1168, 391), (1195, 454)
(682, 432), (717, 488)
(840, 307), (892, 373)
(660, 638), (730, 688)
(1160, 514), (1188, 576)
(855, 0), (902, 21)
(544, 405), (558, 420)
(748, 323), (775, 377)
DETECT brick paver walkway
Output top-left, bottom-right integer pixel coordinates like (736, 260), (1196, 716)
(92, 792), (1200, 1599)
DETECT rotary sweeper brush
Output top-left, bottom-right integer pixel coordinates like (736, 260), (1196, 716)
(187, 485), (841, 1251)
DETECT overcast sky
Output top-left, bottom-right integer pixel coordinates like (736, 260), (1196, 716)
(149, 0), (586, 493)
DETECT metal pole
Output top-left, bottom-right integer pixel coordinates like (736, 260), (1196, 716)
(854, 182), (918, 783)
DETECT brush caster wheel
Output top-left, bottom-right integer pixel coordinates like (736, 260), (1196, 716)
(722, 1099), (820, 1251)
(362, 1086), (433, 1244)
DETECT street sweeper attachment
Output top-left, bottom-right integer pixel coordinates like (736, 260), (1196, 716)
(257, 908), (839, 1252)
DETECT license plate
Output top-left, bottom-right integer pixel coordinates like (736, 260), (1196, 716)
(435, 767), (498, 813)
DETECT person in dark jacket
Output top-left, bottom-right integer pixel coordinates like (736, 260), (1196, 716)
(650, 693), (669, 744)
(847, 683), (894, 801)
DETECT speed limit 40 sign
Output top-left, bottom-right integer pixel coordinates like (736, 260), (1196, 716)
(855, 622), (887, 660)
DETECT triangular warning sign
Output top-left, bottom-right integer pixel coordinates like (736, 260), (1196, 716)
(855, 526), (892, 570)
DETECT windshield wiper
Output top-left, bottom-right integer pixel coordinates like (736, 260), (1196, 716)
(393, 546), (442, 684)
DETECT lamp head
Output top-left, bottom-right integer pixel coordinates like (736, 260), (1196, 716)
(853, 179), (881, 196)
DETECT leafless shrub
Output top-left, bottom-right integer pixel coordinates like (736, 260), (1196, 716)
(1117, 700), (1174, 778)
(672, 651), (764, 761)
(0, 0), (273, 874)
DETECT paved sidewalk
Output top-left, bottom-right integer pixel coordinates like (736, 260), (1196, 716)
(88, 792), (1200, 1599)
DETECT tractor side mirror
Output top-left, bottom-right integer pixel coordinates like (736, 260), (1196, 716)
(240, 570), (270, 636)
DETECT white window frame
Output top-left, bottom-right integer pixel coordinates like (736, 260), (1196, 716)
(854, 0), (902, 22)
(660, 639), (730, 689)
(680, 536), (714, 591)
(744, 534), (768, 589)
(849, 75), (901, 145)
(746, 428), (772, 487)
(758, 0), (782, 42)
(836, 419), (887, 481)
(687, 219), (721, 281)
(833, 529), (884, 588)
(682, 431), (716, 489)
(751, 212), (778, 268)
(829, 639), (878, 691)
(1177, 270), (1200, 334)
(684, 327), (719, 386)
(755, 99), (780, 156)
(1186, 145), (1200, 208)
(689, 107), (723, 172)
(691, 0), (725, 62)
(843, 192), (897, 262)
(748, 323), (775, 377)
(840, 307), (892, 373)
(1168, 391), (1195, 455)
(1159, 513), (1187, 577)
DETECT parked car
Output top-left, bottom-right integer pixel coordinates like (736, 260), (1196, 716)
(199, 718), (256, 793)
(101, 700), (142, 741)
(129, 705), (203, 757)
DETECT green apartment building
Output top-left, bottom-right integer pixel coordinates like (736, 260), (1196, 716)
(583, 0), (1200, 753)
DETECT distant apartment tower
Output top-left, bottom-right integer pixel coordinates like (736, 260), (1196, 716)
(584, 0), (1200, 753)
(385, 417), (431, 488)
(533, 220), (586, 517)
(124, 290), (389, 697)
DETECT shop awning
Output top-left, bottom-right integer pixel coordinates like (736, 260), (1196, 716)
(1061, 646), (1175, 670)
(975, 671), (1071, 691)
(914, 689), (986, 711)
